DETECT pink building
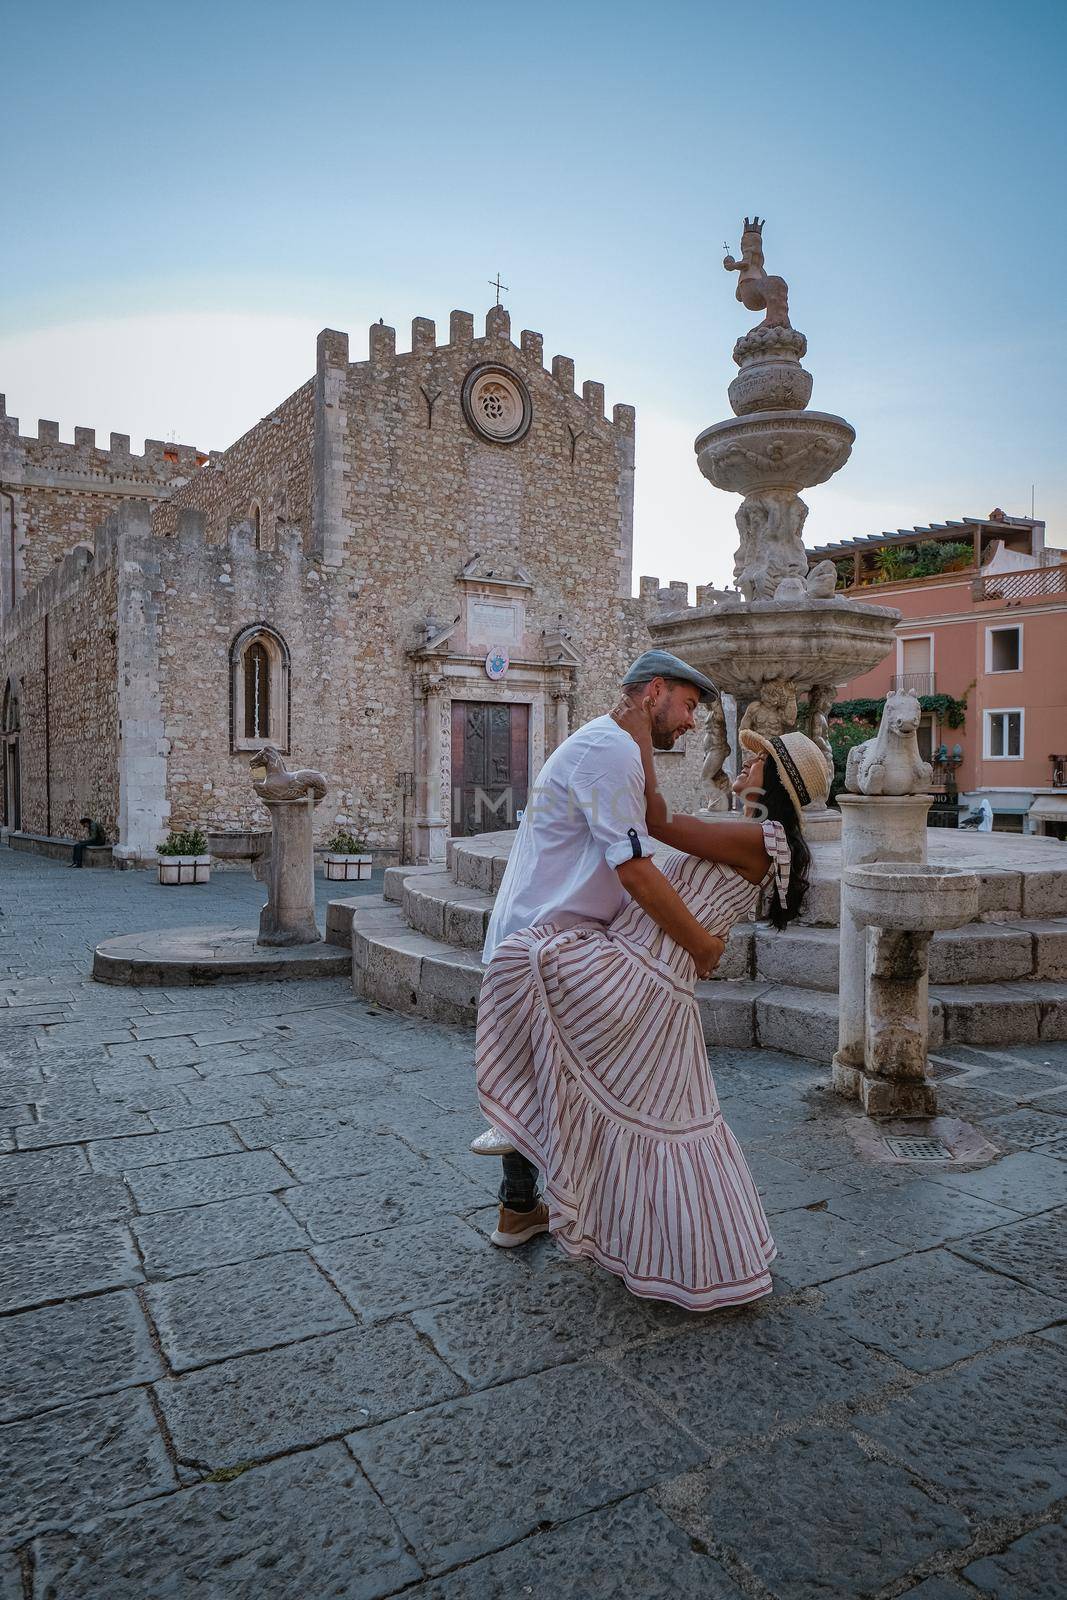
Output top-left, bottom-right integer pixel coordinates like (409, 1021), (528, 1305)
(809, 512), (1067, 835)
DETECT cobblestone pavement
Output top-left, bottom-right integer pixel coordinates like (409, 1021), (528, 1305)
(1, 849), (1065, 1598)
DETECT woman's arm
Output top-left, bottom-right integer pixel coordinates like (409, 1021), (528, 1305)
(649, 813), (769, 883)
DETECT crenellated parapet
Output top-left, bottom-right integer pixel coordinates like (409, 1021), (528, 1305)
(315, 307), (631, 433)
(0, 394), (209, 488)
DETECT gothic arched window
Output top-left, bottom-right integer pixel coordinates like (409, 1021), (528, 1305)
(230, 626), (290, 752)
(250, 502), (263, 550)
(244, 641), (271, 740)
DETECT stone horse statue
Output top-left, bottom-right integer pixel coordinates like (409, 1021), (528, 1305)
(250, 748), (328, 805)
(845, 692), (933, 796)
(723, 216), (791, 329)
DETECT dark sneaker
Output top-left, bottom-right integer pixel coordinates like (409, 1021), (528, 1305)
(490, 1201), (550, 1248)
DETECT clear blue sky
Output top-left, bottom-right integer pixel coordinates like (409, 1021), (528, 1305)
(5, 0), (1065, 587)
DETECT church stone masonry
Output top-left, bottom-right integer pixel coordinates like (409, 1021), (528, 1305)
(1, 305), (700, 861)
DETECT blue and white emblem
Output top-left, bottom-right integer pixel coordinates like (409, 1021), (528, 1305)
(484, 648), (510, 681)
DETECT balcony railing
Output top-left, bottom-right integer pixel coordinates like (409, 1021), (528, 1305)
(973, 566), (1067, 603)
(891, 672), (936, 696)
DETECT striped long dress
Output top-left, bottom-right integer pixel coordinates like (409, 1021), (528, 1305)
(475, 819), (790, 1311)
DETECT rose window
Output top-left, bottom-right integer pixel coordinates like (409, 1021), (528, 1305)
(462, 365), (533, 444)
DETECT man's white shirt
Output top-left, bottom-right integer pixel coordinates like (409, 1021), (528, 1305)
(482, 715), (656, 963)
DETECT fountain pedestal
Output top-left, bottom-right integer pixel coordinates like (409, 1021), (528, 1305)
(257, 797), (322, 947)
(831, 800), (979, 1114)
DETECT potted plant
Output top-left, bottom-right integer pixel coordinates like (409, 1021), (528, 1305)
(157, 828), (211, 885)
(323, 829), (372, 882)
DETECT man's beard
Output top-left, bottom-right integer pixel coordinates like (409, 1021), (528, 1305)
(651, 709), (680, 751)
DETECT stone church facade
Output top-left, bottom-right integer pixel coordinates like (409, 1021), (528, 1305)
(1, 305), (701, 864)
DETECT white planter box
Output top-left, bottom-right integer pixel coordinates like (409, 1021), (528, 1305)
(323, 853), (372, 882)
(158, 855), (211, 885)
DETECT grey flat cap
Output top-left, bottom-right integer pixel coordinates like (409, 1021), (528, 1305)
(621, 650), (718, 703)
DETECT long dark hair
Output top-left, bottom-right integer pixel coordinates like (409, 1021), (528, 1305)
(762, 754), (811, 930)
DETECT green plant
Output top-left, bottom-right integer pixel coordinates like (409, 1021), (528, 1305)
(874, 544), (917, 582)
(910, 539), (972, 579)
(829, 692), (968, 731)
(326, 830), (369, 854)
(827, 719), (875, 804)
(157, 828), (207, 857)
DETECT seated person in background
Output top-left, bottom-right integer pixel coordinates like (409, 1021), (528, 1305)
(71, 816), (106, 869)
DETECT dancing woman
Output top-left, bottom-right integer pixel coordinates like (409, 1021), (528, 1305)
(473, 702), (830, 1311)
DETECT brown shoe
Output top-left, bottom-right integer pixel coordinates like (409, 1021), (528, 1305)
(490, 1201), (550, 1248)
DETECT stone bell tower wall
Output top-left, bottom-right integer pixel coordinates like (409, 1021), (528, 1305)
(324, 304), (638, 729)
(0, 394), (208, 606)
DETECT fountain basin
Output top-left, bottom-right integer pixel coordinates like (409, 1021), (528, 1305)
(649, 594), (900, 699)
(843, 863), (980, 933)
(696, 409), (855, 495)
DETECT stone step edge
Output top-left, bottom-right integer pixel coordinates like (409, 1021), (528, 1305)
(344, 902), (1067, 1056)
(332, 886), (1067, 989)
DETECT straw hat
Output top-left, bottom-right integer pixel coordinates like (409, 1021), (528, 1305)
(738, 728), (830, 823)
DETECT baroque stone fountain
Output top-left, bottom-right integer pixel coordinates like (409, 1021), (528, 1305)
(650, 217), (900, 810)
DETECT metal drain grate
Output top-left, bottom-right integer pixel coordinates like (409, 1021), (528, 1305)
(883, 1136), (955, 1162)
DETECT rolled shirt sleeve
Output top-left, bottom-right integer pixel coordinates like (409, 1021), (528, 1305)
(568, 739), (656, 870)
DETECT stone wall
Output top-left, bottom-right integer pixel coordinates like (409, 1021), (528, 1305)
(156, 380), (314, 548)
(1, 309), (706, 859)
(0, 394), (208, 606)
(0, 541), (120, 838)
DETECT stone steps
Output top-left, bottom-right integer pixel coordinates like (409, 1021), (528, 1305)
(327, 826), (1067, 1060)
(747, 918), (1067, 990)
(338, 897), (1067, 1059)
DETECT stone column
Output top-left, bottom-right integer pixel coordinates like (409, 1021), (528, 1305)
(551, 686), (571, 751)
(257, 797), (320, 946)
(414, 674), (448, 865)
(862, 926), (937, 1116)
(831, 793), (932, 1096)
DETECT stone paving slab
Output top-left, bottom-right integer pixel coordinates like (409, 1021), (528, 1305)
(0, 1555), (19, 1600)
(146, 1250), (354, 1369)
(981, 1105), (1067, 1151)
(281, 1161), (483, 1243)
(273, 1128), (421, 1183)
(409, 1494), (745, 1598)
(822, 1178), (1022, 1249)
(962, 1516), (1067, 1598)
(126, 1149), (291, 1213)
(3, 852), (1067, 1592)
(817, 1248), (1062, 1370)
(766, 1204), (909, 1288)
(675, 1428), (972, 1599)
(0, 1222), (143, 1313)
(897, 1581), (977, 1599)
(87, 1123), (244, 1174)
(931, 1149), (1067, 1213)
(619, 1300), (885, 1442)
(0, 1145), (89, 1186)
(412, 1261), (671, 1389)
(0, 1290), (161, 1422)
(313, 1214), (529, 1322)
(744, 1147), (858, 1213)
(948, 1205), (1067, 1300)
(0, 1172), (133, 1239)
(858, 1342), (1066, 1519)
(15, 1106), (155, 1148)
(29, 1442), (420, 1600)
(132, 1192), (309, 1280)
(157, 1324), (462, 1469)
(0, 1389), (176, 1551)
(349, 1362), (705, 1573)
